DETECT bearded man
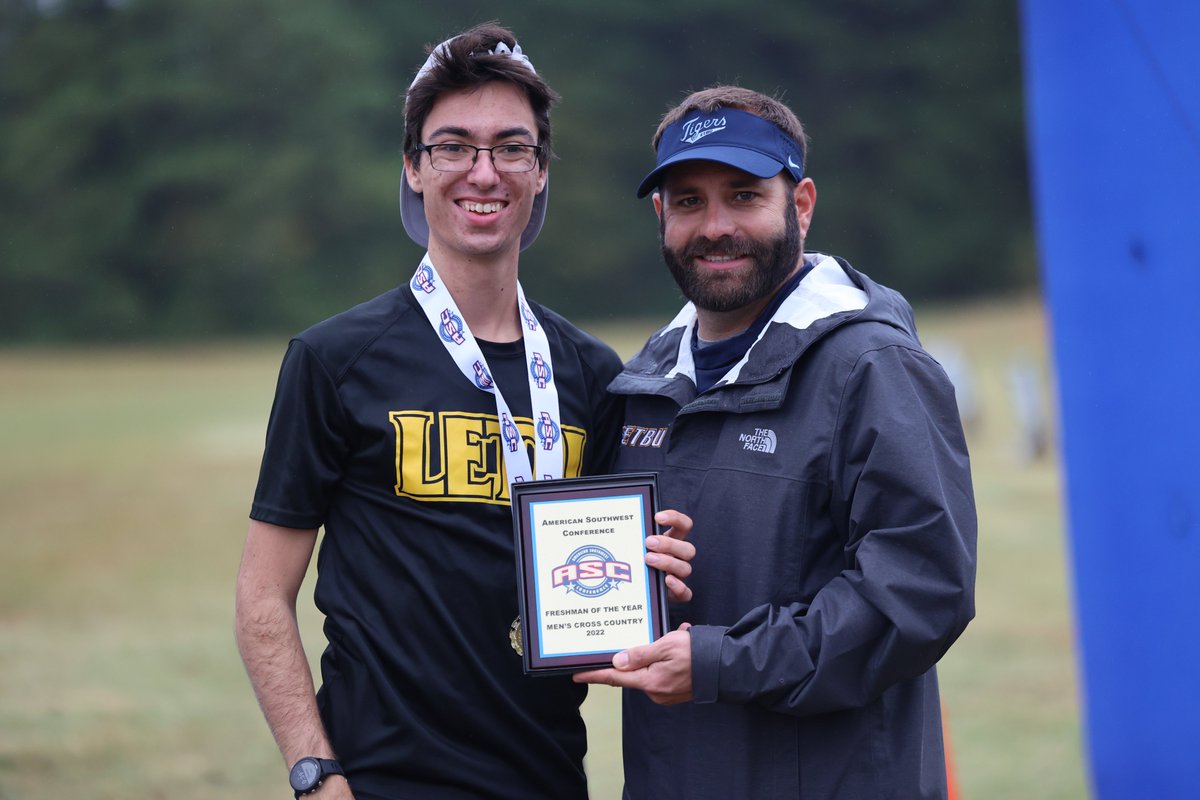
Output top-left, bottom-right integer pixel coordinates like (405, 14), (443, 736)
(575, 86), (978, 800)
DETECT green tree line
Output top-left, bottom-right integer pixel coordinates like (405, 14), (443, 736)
(0, 0), (1032, 341)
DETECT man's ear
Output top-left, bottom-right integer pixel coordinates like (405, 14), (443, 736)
(652, 191), (664, 221)
(794, 177), (816, 238)
(404, 154), (423, 194)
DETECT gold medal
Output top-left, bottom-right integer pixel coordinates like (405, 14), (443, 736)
(509, 616), (523, 656)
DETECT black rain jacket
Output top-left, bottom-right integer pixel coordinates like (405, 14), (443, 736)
(611, 253), (977, 800)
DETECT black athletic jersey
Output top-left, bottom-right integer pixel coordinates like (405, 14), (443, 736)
(250, 284), (623, 800)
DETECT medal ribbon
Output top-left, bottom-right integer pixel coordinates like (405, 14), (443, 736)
(409, 255), (564, 485)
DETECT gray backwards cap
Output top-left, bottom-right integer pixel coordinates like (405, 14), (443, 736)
(400, 38), (548, 251)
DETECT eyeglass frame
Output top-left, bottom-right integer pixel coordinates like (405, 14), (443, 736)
(415, 142), (545, 173)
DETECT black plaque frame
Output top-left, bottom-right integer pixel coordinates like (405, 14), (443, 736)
(511, 473), (668, 675)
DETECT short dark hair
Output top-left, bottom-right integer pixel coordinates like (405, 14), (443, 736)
(404, 23), (560, 168)
(653, 86), (809, 165)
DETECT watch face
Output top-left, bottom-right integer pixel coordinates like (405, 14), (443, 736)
(290, 758), (320, 791)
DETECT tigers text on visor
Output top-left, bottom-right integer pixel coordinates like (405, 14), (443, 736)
(636, 107), (805, 198)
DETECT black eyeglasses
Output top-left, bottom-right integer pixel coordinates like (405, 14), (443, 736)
(417, 143), (543, 173)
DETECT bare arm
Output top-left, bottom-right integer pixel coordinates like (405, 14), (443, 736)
(235, 520), (352, 797)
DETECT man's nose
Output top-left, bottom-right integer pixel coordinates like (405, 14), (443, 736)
(466, 149), (501, 186)
(699, 202), (737, 240)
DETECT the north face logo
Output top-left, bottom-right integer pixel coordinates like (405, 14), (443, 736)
(738, 428), (777, 453)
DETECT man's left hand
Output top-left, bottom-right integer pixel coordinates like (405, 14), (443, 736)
(645, 510), (695, 603)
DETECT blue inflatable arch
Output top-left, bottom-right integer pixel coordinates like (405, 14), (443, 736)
(1020, 1), (1200, 796)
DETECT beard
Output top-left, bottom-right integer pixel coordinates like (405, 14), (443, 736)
(660, 201), (802, 313)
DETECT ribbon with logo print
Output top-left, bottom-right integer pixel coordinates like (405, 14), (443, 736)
(409, 254), (564, 486)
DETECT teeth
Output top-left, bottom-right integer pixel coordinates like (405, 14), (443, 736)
(461, 201), (504, 214)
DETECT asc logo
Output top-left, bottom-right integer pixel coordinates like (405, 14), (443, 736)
(529, 352), (552, 389)
(411, 264), (437, 293)
(439, 308), (466, 345)
(520, 301), (540, 332)
(537, 411), (560, 452)
(551, 545), (631, 598)
(501, 412), (521, 453)
(472, 360), (494, 390)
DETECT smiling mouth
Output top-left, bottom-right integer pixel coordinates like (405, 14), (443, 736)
(459, 200), (506, 214)
(695, 253), (749, 267)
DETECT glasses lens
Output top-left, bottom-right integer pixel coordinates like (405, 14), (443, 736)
(428, 145), (473, 171)
(492, 145), (538, 172)
(426, 145), (539, 172)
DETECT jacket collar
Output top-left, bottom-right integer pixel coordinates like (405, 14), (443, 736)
(611, 253), (881, 406)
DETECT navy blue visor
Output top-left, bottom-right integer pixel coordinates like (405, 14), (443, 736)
(636, 107), (805, 198)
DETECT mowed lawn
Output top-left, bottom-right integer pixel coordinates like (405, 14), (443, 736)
(0, 295), (1087, 800)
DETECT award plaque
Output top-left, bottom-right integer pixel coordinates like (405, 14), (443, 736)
(511, 473), (669, 675)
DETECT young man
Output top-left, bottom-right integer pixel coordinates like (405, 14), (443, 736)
(576, 87), (978, 799)
(235, 25), (693, 800)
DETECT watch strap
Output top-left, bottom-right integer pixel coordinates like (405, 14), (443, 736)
(291, 757), (344, 798)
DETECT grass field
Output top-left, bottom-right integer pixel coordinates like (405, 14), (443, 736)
(0, 294), (1088, 799)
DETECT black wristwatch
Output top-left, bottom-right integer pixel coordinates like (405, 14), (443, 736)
(289, 756), (344, 798)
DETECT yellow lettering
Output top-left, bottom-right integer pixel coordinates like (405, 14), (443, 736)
(392, 410), (588, 505)
(390, 411), (443, 498)
(443, 413), (504, 500)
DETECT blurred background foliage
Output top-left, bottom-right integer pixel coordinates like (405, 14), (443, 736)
(0, 0), (1032, 341)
